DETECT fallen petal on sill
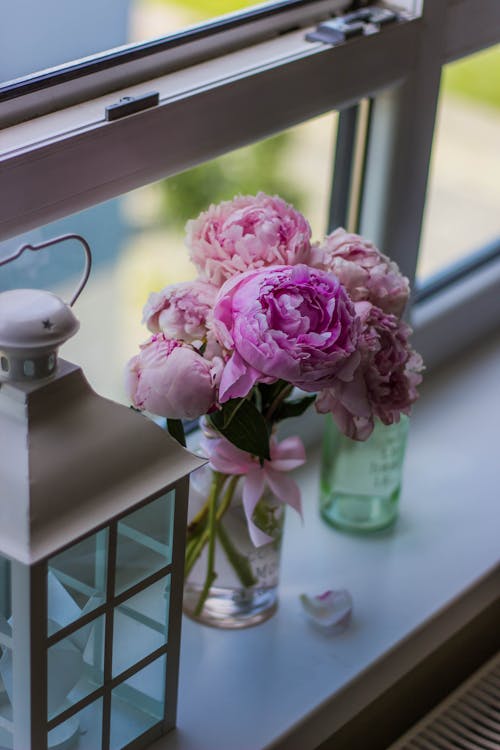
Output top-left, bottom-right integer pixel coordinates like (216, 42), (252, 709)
(300, 589), (353, 632)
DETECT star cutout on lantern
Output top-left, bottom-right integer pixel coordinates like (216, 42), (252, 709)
(42, 319), (55, 330)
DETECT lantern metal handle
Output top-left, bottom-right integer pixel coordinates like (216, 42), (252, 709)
(0, 233), (92, 306)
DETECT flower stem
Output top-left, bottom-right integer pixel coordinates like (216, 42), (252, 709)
(193, 472), (226, 617)
(185, 472), (224, 576)
(185, 474), (238, 579)
(217, 521), (257, 588)
(187, 502), (210, 540)
(266, 383), (294, 422)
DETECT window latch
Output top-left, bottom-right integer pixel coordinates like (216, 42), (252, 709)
(105, 91), (160, 122)
(306, 6), (399, 46)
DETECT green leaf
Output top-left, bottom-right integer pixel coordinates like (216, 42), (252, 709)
(273, 395), (316, 422)
(209, 398), (271, 461)
(216, 398), (247, 430)
(258, 380), (288, 412)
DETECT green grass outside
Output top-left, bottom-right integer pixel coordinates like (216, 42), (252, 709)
(441, 44), (500, 110)
(146, 0), (254, 20)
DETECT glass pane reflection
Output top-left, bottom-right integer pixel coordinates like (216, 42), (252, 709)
(48, 530), (108, 637)
(0, 557), (11, 640)
(115, 493), (174, 595)
(0, 557), (13, 740)
(0, 645), (13, 733)
(110, 655), (166, 750)
(113, 576), (170, 677)
(48, 699), (103, 750)
(47, 616), (105, 721)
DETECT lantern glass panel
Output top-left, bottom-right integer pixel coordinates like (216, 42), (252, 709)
(47, 615), (105, 721)
(0, 645), (12, 733)
(48, 698), (103, 750)
(0, 557), (11, 639)
(112, 575), (170, 678)
(47, 529), (108, 636)
(115, 492), (174, 595)
(0, 556), (12, 733)
(110, 654), (166, 750)
(0, 726), (12, 750)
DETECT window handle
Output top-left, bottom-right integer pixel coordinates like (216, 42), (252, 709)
(105, 91), (160, 122)
(306, 6), (399, 46)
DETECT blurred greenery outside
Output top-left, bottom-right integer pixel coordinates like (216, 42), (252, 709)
(442, 44), (500, 110)
(159, 133), (305, 230)
(121, 5), (499, 317)
(147, 0), (316, 228)
(146, 0), (262, 21)
(152, 0), (499, 231)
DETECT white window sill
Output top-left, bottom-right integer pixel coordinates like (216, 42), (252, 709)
(156, 334), (500, 750)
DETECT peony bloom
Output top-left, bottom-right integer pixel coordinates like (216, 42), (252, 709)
(186, 192), (312, 287)
(125, 334), (218, 420)
(213, 264), (360, 402)
(316, 301), (423, 440)
(143, 280), (217, 343)
(315, 228), (410, 318)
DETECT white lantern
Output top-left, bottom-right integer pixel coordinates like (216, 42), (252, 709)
(0, 236), (205, 750)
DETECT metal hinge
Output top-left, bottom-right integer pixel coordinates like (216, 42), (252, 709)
(306, 5), (401, 45)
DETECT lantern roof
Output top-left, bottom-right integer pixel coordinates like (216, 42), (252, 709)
(0, 289), (79, 352)
(0, 359), (206, 564)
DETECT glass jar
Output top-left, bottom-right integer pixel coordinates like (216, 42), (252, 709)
(183, 464), (285, 629)
(320, 415), (410, 533)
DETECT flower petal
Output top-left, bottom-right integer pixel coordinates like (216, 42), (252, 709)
(242, 470), (273, 547)
(300, 589), (353, 631)
(218, 352), (261, 402)
(269, 436), (306, 472)
(265, 468), (303, 519)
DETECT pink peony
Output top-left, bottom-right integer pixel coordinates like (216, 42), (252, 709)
(125, 334), (218, 420)
(316, 301), (423, 440)
(213, 264), (360, 402)
(315, 228), (409, 318)
(143, 280), (217, 342)
(186, 192), (312, 287)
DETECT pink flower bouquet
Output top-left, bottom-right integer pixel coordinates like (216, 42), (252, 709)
(126, 193), (423, 622)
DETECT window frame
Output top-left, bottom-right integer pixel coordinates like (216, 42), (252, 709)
(0, 13), (421, 239)
(0, 0), (355, 111)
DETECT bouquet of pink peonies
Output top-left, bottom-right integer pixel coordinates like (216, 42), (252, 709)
(126, 192), (423, 622)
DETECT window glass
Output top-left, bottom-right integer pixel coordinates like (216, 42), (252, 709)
(113, 575), (170, 677)
(1, 0), (318, 86)
(0, 557), (11, 639)
(0, 113), (336, 401)
(48, 699), (103, 750)
(110, 654), (166, 750)
(417, 45), (500, 282)
(0, 646), (12, 732)
(47, 615), (105, 720)
(47, 530), (108, 637)
(0, 727), (12, 750)
(115, 494), (174, 595)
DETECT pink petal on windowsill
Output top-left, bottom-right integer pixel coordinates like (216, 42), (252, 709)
(299, 589), (353, 632)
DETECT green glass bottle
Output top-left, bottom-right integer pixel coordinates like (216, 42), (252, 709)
(320, 414), (409, 533)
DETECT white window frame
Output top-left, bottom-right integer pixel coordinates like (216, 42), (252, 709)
(0, 0), (499, 371)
